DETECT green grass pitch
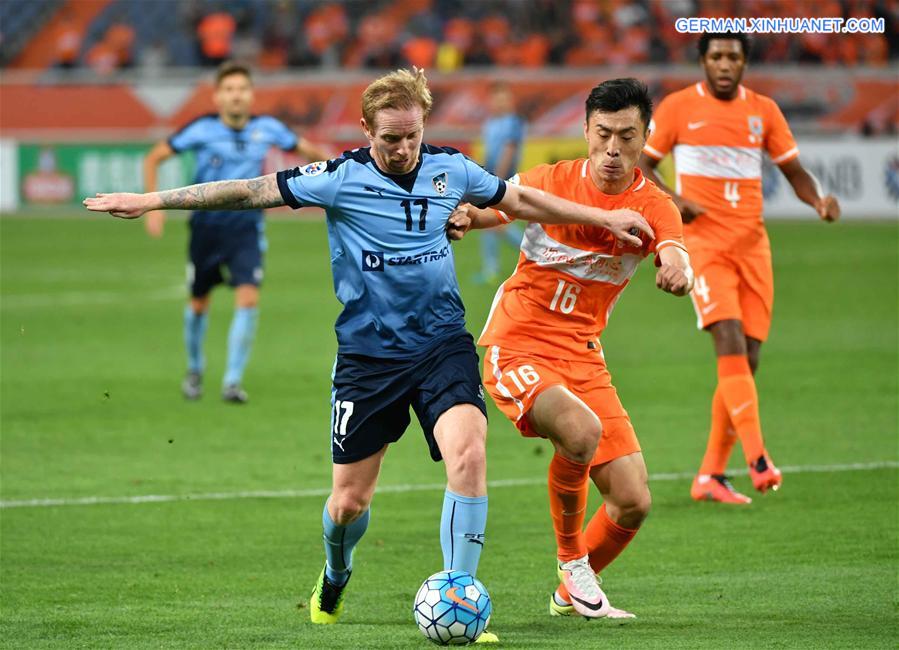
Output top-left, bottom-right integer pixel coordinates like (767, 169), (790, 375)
(1, 213), (896, 648)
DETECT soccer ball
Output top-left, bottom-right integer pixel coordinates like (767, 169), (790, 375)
(413, 570), (492, 645)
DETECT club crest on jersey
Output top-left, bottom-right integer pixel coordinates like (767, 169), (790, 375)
(748, 116), (763, 136)
(301, 161), (327, 176)
(432, 172), (448, 196)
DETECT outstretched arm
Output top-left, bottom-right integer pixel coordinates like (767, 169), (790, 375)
(83, 174), (285, 219)
(778, 157), (840, 222)
(495, 183), (654, 247)
(638, 153), (707, 224)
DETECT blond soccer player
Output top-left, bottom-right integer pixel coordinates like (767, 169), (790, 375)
(86, 68), (655, 643)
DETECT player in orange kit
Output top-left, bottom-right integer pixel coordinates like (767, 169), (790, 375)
(458, 78), (693, 618)
(639, 33), (840, 504)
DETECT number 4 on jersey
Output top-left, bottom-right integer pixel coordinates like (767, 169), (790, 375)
(724, 181), (740, 208)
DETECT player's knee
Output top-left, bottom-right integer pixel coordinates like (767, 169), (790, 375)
(190, 297), (209, 314)
(607, 490), (652, 529)
(710, 320), (746, 356)
(445, 438), (487, 484)
(236, 294), (258, 309)
(618, 489), (652, 528)
(329, 493), (370, 526)
(235, 285), (259, 308)
(633, 490), (652, 522)
(556, 413), (601, 464)
(559, 433), (597, 465)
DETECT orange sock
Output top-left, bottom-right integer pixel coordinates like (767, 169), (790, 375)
(547, 453), (590, 562)
(698, 386), (739, 475)
(557, 504), (638, 602)
(716, 354), (766, 464)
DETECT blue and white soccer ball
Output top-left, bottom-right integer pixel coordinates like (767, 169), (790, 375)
(413, 570), (492, 645)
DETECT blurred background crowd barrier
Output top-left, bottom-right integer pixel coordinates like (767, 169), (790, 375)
(1, 0), (897, 216)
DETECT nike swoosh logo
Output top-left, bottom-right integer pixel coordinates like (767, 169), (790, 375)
(701, 302), (718, 315)
(687, 121), (707, 130)
(731, 400), (753, 417)
(570, 594), (605, 611)
(446, 587), (478, 612)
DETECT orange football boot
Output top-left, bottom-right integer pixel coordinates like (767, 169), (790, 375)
(691, 474), (752, 504)
(749, 455), (782, 493)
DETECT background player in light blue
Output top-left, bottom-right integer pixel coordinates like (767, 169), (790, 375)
(475, 82), (526, 284)
(84, 67), (653, 643)
(143, 61), (330, 403)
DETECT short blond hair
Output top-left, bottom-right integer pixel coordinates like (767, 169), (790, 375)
(361, 67), (433, 127)
(215, 60), (252, 86)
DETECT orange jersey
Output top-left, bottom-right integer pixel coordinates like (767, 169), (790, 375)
(478, 162), (686, 359)
(643, 82), (799, 250)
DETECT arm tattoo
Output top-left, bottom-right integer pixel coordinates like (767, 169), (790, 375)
(157, 175), (284, 210)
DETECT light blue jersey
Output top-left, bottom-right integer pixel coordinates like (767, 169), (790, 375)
(276, 144), (506, 358)
(482, 113), (525, 178)
(169, 114), (297, 228)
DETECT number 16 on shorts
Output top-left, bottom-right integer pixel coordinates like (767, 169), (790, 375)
(504, 364), (540, 393)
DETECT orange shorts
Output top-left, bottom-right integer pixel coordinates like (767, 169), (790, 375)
(481, 345), (640, 467)
(688, 242), (774, 341)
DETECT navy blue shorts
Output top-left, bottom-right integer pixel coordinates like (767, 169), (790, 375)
(187, 221), (265, 297)
(329, 331), (488, 464)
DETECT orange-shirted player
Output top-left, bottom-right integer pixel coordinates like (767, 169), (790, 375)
(459, 78), (693, 619)
(639, 33), (840, 505)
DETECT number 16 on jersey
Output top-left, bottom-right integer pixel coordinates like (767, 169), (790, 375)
(549, 279), (581, 314)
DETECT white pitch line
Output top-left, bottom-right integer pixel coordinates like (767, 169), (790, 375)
(1, 460), (896, 510)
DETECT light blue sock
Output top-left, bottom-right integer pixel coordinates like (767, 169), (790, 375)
(223, 306), (258, 385)
(480, 230), (499, 277)
(184, 306), (208, 373)
(440, 489), (487, 577)
(322, 501), (369, 586)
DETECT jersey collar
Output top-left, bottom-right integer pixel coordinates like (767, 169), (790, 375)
(699, 81), (746, 102)
(368, 146), (424, 194)
(218, 114), (254, 132)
